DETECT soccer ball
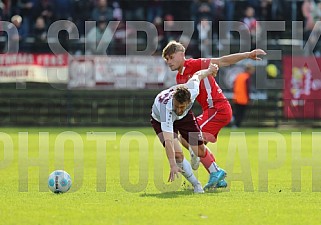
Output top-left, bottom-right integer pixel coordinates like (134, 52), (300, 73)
(48, 170), (72, 194)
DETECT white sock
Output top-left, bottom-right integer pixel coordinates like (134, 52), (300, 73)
(177, 158), (199, 186)
(188, 146), (195, 157)
(208, 162), (220, 173)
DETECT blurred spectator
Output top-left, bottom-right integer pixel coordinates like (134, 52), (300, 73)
(9, 14), (26, 40)
(91, 0), (113, 22)
(1, 0), (11, 20)
(240, 6), (260, 48)
(160, 1), (191, 20)
(146, 0), (163, 23)
(0, 0), (298, 55)
(163, 14), (181, 44)
(197, 17), (212, 57)
(191, 0), (214, 24)
(16, 0), (36, 38)
(0, 0), (11, 37)
(31, 16), (49, 52)
(191, 0), (214, 43)
(112, 0), (122, 20)
(72, 0), (94, 36)
(120, 0), (145, 21)
(152, 16), (164, 53)
(86, 16), (113, 55)
(33, 0), (54, 26)
(269, 0), (287, 40)
(0, 1), (4, 36)
(315, 1), (321, 19)
(53, 0), (72, 20)
(9, 0), (16, 14)
(223, 0), (235, 39)
(271, 0), (282, 20)
(260, 0), (272, 20)
(6, 14), (26, 52)
(33, 16), (47, 42)
(232, 64), (255, 128)
(211, 0), (225, 39)
(112, 20), (135, 54)
(246, 0), (260, 18)
(302, 0), (316, 37)
(302, 0), (321, 55)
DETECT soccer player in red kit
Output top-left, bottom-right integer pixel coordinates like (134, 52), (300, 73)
(162, 41), (266, 189)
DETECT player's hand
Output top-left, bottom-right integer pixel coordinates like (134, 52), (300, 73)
(168, 165), (184, 182)
(207, 63), (219, 77)
(248, 49), (267, 61)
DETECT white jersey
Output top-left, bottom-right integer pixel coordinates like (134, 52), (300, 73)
(151, 75), (201, 133)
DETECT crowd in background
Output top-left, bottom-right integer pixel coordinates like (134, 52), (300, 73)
(0, 0), (319, 55)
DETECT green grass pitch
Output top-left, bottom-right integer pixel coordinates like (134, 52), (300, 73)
(0, 127), (321, 225)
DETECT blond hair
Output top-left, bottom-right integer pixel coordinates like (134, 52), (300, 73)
(162, 41), (185, 59)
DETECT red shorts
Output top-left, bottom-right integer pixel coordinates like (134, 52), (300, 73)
(196, 103), (232, 143)
(151, 110), (204, 147)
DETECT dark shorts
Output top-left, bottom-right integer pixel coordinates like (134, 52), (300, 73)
(150, 110), (204, 147)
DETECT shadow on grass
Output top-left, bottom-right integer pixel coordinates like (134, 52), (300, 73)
(140, 188), (225, 199)
(140, 190), (193, 199)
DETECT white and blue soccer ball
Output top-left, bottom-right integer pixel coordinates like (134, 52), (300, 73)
(48, 170), (72, 194)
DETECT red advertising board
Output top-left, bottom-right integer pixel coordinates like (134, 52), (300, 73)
(0, 53), (68, 83)
(283, 56), (321, 119)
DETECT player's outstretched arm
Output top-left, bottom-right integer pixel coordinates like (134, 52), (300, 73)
(247, 49), (267, 60)
(163, 131), (184, 182)
(210, 49), (267, 67)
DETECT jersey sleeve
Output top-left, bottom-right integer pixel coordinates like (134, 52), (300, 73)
(185, 75), (201, 101)
(200, 58), (211, 69)
(176, 58), (211, 84)
(190, 58), (211, 70)
(160, 102), (174, 133)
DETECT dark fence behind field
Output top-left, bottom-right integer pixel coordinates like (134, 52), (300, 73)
(2, 82), (318, 128)
(0, 83), (155, 126)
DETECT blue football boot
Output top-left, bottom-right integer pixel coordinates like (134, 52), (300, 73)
(203, 169), (227, 190)
(215, 179), (227, 188)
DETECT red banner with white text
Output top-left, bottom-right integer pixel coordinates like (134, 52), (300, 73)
(0, 53), (68, 83)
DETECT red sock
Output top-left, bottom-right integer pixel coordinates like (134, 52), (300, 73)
(200, 147), (216, 173)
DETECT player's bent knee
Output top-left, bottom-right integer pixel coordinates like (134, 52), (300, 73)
(202, 132), (217, 143)
(175, 152), (184, 163)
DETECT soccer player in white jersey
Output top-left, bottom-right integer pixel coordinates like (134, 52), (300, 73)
(150, 63), (224, 193)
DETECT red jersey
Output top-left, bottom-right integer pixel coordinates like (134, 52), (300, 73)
(176, 58), (228, 111)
